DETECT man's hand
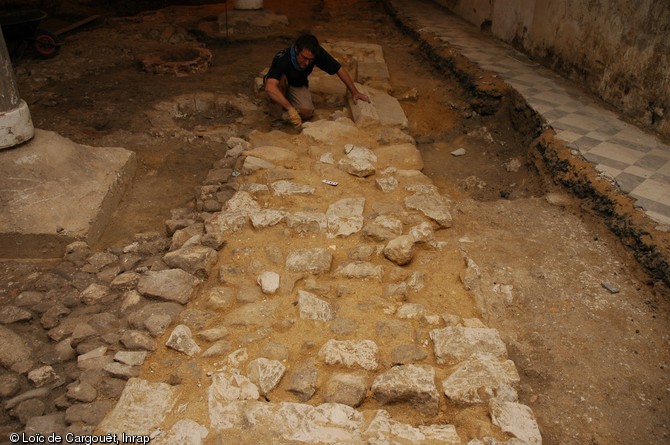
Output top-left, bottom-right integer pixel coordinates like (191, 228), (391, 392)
(287, 107), (302, 127)
(351, 91), (370, 104)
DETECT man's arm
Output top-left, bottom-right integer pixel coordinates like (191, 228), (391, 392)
(265, 77), (302, 127)
(336, 67), (370, 104)
(264, 77), (294, 111)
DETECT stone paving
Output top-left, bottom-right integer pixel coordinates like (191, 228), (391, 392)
(0, 41), (541, 444)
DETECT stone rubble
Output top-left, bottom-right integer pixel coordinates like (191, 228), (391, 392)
(0, 38), (544, 445)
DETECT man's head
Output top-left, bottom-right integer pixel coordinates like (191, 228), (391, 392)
(294, 34), (319, 69)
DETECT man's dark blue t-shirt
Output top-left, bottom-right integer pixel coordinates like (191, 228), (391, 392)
(266, 45), (341, 88)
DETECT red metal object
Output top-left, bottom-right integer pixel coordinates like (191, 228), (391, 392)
(0, 10), (61, 59)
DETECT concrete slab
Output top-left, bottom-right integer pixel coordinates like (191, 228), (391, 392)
(0, 129), (136, 258)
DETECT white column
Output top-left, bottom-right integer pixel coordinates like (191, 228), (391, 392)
(0, 30), (34, 149)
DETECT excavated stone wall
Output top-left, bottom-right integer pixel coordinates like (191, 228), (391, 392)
(431, 0), (670, 139)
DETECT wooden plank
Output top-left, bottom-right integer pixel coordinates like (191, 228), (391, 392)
(55, 15), (100, 36)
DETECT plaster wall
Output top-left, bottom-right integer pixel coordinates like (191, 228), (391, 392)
(431, 0), (670, 138)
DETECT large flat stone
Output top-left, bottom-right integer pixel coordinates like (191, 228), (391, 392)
(97, 378), (179, 436)
(0, 129), (136, 258)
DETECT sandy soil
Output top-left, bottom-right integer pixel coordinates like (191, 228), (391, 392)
(2, 0), (669, 444)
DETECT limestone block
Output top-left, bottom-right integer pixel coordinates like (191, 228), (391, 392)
(120, 330), (156, 352)
(241, 183), (270, 195)
(209, 369), (259, 404)
(214, 402), (364, 443)
(80, 283), (110, 305)
(318, 339), (379, 370)
(327, 197), (365, 237)
(199, 327), (229, 342)
(27, 366), (57, 387)
(163, 244), (218, 278)
(257, 271), (280, 295)
(302, 118), (365, 144)
(127, 302), (183, 329)
(154, 419), (209, 445)
(489, 399), (542, 445)
(225, 191), (261, 215)
(114, 351), (147, 367)
(203, 210), (247, 249)
(334, 261), (384, 280)
(297, 290), (336, 321)
(375, 176), (399, 193)
(430, 326), (508, 365)
(66, 382), (97, 403)
(104, 362), (140, 379)
(383, 235), (416, 266)
(165, 324), (201, 356)
(348, 87), (380, 127)
(363, 410), (461, 444)
(286, 248), (333, 274)
(369, 90), (409, 128)
(442, 353), (520, 404)
(371, 364), (439, 415)
(396, 303), (426, 320)
(338, 157), (376, 177)
(344, 143), (377, 162)
(98, 378), (179, 436)
(250, 210), (287, 229)
(348, 85), (408, 129)
(137, 269), (201, 304)
(404, 194), (453, 228)
(409, 222), (435, 243)
(247, 357), (286, 396)
(271, 180), (315, 196)
(243, 155), (275, 173)
(202, 340), (232, 358)
(110, 272), (141, 291)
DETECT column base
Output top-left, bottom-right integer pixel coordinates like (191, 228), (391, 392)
(0, 100), (34, 149)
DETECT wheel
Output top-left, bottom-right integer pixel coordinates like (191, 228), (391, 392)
(33, 29), (61, 58)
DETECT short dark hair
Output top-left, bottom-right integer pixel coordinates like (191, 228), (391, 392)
(295, 34), (320, 55)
